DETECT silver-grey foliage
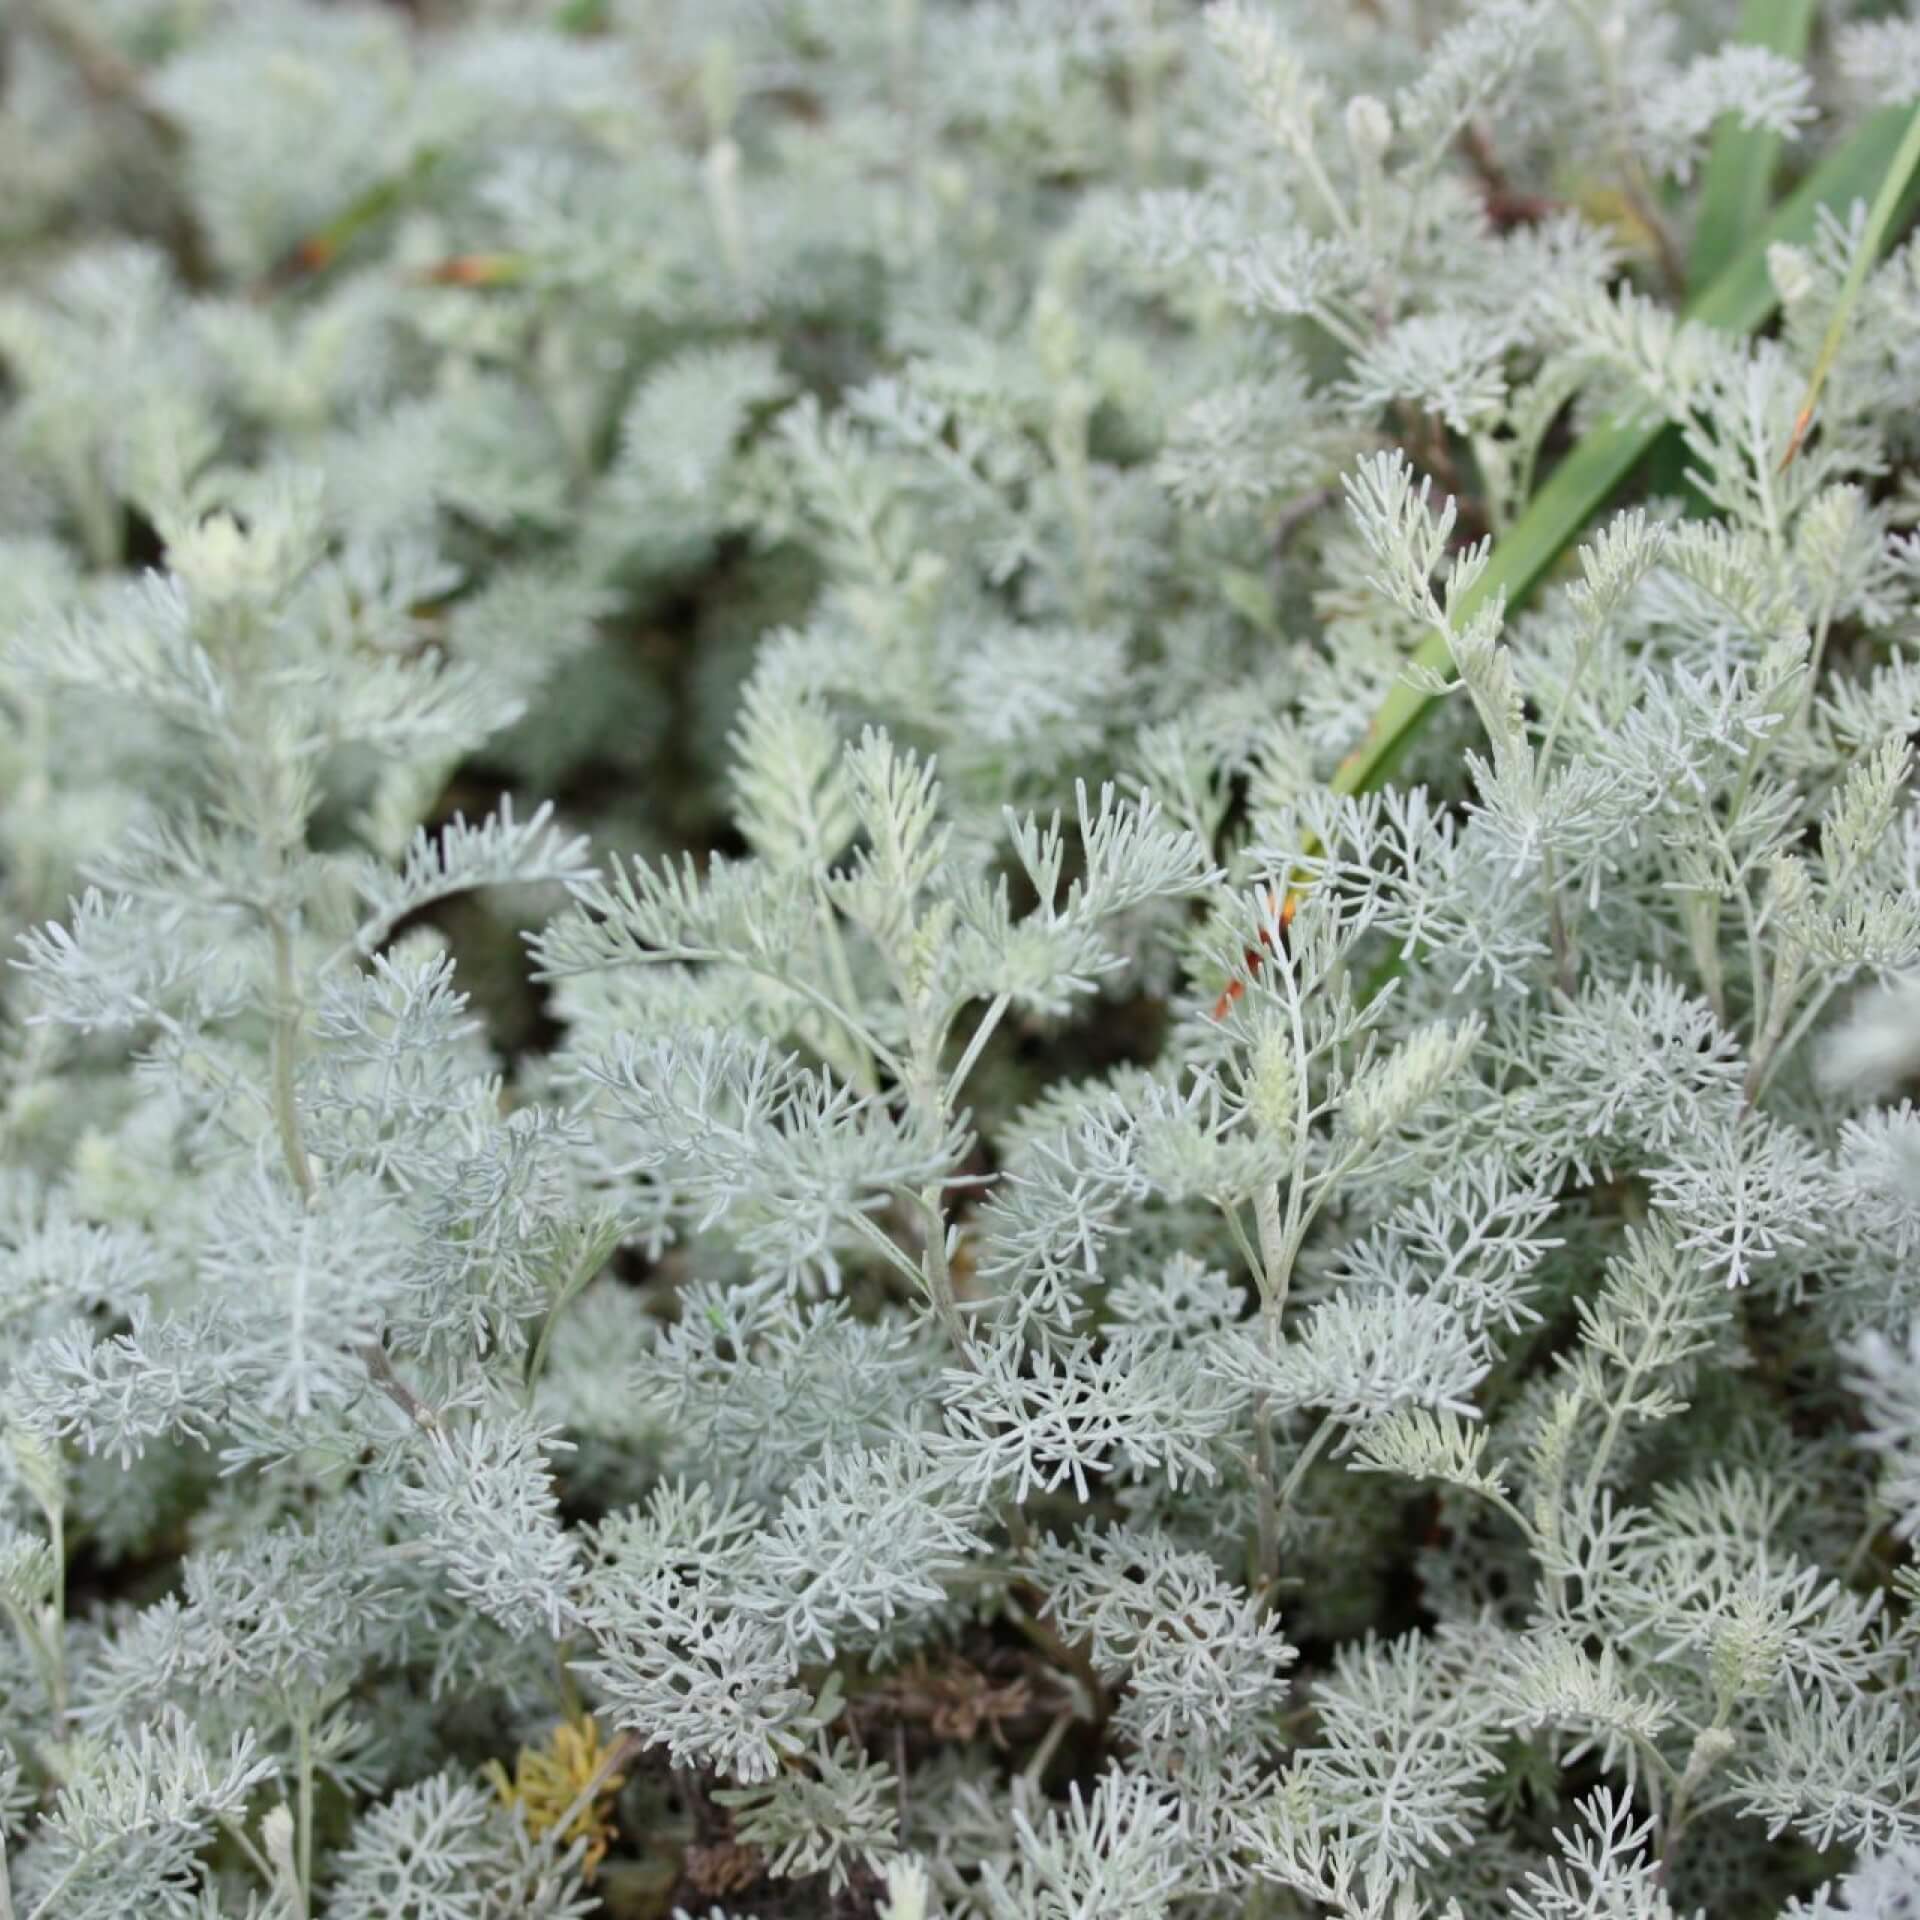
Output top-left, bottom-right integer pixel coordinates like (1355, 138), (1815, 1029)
(2, 2), (1920, 1918)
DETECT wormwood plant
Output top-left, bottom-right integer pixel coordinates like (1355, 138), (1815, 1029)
(7, 1), (1920, 1917)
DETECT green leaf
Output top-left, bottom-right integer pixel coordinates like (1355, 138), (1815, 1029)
(1642, 0), (1817, 504)
(269, 148), (444, 284)
(1328, 103), (1920, 805)
(1783, 102), (1920, 468)
(1687, 0), (1818, 294)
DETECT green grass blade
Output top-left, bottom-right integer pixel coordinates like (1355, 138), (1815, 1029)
(1783, 101), (1920, 466)
(1688, 0), (1818, 292)
(1327, 103), (1920, 803)
(1643, 0), (1817, 502)
(267, 148), (444, 284)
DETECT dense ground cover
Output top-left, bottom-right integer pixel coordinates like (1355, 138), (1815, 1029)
(5, 2), (1920, 1915)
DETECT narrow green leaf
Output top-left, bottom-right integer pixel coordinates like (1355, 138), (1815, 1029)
(1328, 104), (1920, 804)
(1783, 102), (1920, 467)
(1688, 0), (1818, 293)
(1642, 0), (1817, 503)
(267, 148), (444, 285)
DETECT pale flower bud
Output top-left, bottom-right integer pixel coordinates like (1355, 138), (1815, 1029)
(168, 511), (283, 605)
(1345, 93), (1393, 167)
(262, 1804), (298, 1880)
(1246, 1020), (1300, 1150)
(1769, 852), (1812, 920)
(1341, 1019), (1481, 1144)
(1767, 241), (1814, 306)
(880, 1857), (935, 1920)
